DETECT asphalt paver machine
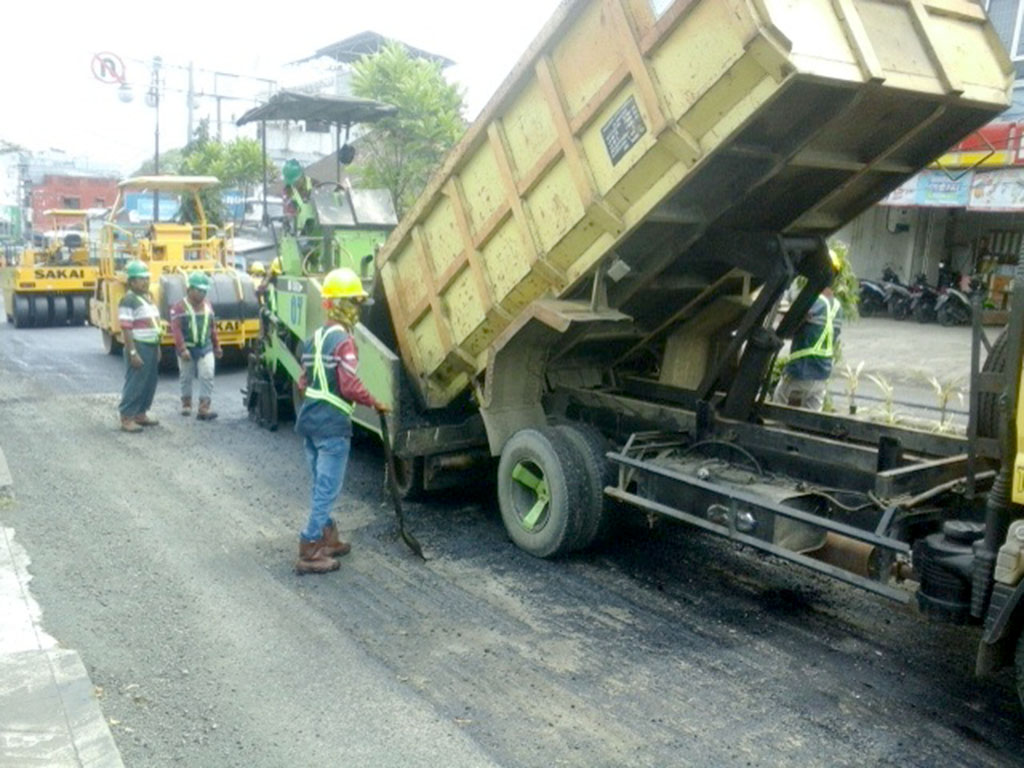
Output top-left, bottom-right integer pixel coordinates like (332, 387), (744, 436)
(237, 91), (400, 429)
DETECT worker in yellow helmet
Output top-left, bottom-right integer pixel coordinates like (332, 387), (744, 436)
(774, 249), (844, 411)
(248, 261), (266, 278)
(292, 268), (390, 574)
(255, 257), (284, 340)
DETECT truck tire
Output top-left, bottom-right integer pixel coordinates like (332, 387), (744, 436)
(497, 427), (586, 558)
(979, 328), (1008, 440)
(556, 423), (615, 551)
(386, 455), (425, 502)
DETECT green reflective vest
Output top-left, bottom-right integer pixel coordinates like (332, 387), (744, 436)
(786, 296), (840, 363)
(303, 326), (354, 415)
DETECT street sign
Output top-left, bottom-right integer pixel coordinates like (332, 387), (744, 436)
(91, 52), (126, 84)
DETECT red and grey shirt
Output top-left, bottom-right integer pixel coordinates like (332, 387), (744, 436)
(169, 296), (221, 356)
(118, 291), (162, 345)
(295, 324), (380, 438)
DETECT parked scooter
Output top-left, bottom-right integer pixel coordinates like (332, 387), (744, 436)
(935, 275), (981, 326)
(859, 266), (901, 317)
(909, 273), (939, 323)
(883, 267), (914, 320)
(858, 277), (888, 316)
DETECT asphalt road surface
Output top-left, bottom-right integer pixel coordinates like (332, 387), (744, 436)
(1, 313), (1021, 767)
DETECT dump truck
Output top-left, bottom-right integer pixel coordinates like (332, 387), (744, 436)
(90, 176), (260, 357)
(243, 0), (1024, 707)
(1, 209), (97, 327)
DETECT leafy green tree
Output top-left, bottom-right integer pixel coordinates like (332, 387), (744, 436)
(131, 147), (185, 176)
(173, 120), (277, 225)
(828, 239), (860, 321)
(350, 42), (467, 217)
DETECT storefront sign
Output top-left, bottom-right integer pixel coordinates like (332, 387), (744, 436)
(968, 168), (1024, 211)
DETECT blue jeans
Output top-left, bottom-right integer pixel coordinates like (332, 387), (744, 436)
(301, 435), (351, 541)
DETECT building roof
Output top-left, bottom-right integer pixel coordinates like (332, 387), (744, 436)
(236, 90), (396, 127)
(297, 31), (454, 68)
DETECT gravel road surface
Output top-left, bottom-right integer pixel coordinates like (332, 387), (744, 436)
(0, 315), (1020, 767)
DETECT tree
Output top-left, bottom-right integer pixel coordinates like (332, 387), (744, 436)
(173, 120), (277, 225)
(131, 147), (185, 177)
(350, 42), (467, 217)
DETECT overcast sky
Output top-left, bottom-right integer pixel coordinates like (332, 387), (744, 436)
(1, 0), (563, 173)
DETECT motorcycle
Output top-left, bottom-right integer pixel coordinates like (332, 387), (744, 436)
(858, 278), (888, 316)
(935, 275), (981, 326)
(859, 267), (901, 317)
(909, 273), (939, 323)
(883, 267), (914, 320)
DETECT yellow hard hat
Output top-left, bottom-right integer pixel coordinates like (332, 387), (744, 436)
(269, 257), (283, 276)
(249, 261), (266, 276)
(321, 267), (368, 299)
(828, 248), (842, 272)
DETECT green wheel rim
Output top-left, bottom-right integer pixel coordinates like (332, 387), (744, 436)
(511, 461), (549, 531)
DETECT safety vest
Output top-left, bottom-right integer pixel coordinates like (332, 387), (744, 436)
(266, 258), (281, 313)
(182, 298), (212, 348)
(302, 326), (354, 415)
(786, 296), (840, 363)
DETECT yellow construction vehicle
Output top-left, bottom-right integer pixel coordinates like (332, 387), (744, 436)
(89, 176), (260, 356)
(1, 209), (97, 327)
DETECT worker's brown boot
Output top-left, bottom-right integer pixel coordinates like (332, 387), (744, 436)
(181, 397), (192, 416)
(120, 417), (142, 433)
(321, 521), (352, 558)
(295, 537), (339, 575)
(196, 399), (218, 421)
(135, 413), (160, 427)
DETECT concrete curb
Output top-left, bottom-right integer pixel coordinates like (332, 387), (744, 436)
(0, 444), (12, 501)
(0, 449), (124, 767)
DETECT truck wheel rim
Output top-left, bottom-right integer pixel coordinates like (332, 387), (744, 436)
(510, 460), (550, 531)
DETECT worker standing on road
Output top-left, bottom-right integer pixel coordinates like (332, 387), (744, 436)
(247, 261), (266, 282)
(293, 267), (389, 575)
(256, 257), (282, 307)
(117, 260), (162, 433)
(774, 254), (843, 412)
(256, 257), (282, 343)
(169, 272), (223, 420)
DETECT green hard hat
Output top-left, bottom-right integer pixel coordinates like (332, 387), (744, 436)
(187, 271), (211, 291)
(282, 159), (303, 186)
(125, 260), (150, 279)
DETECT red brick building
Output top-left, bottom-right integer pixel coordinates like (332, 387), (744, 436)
(29, 175), (119, 230)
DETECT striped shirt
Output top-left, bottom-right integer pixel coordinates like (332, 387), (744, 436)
(118, 291), (162, 344)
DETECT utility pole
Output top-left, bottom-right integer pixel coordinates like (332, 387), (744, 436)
(187, 61), (195, 146)
(146, 56), (162, 219)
